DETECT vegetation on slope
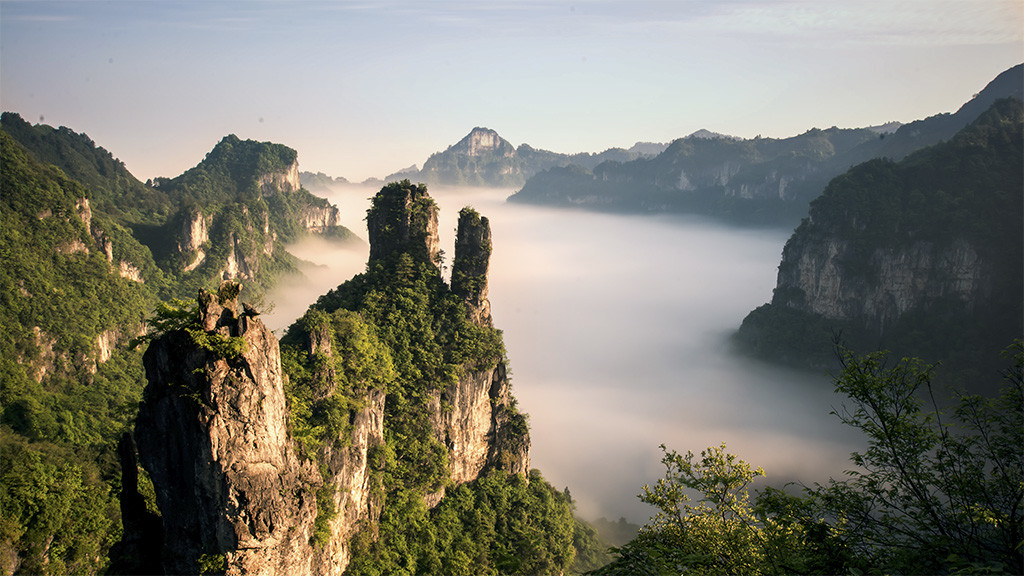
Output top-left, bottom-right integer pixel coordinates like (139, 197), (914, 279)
(278, 182), (605, 574)
(737, 98), (1023, 385)
(596, 343), (1023, 575)
(0, 115), (358, 573)
(0, 131), (153, 575)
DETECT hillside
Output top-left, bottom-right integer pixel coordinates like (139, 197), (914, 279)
(0, 119), (362, 574)
(0, 130), (154, 575)
(735, 98), (1024, 387)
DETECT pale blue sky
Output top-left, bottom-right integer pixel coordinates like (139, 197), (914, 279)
(2, 0), (1021, 182)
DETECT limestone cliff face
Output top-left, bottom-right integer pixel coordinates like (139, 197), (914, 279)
(312, 387), (386, 572)
(291, 315), (387, 573)
(430, 206), (529, 490)
(455, 127), (513, 158)
(416, 127), (524, 187)
(428, 361), (530, 490)
(738, 99), (1023, 370)
(299, 203), (343, 232)
(775, 236), (993, 333)
(135, 284), (320, 576)
(258, 159), (301, 195)
(180, 208), (212, 273)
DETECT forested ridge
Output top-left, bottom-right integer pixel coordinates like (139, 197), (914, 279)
(736, 98), (1023, 388)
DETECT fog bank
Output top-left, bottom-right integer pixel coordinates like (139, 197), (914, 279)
(266, 184), (864, 523)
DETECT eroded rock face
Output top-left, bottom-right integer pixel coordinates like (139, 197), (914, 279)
(430, 362), (530, 489)
(299, 203), (342, 232)
(258, 159), (301, 195)
(312, 388), (386, 573)
(135, 283), (320, 576)
(180, 208), (211, 273)
(775, 237), (992, 332)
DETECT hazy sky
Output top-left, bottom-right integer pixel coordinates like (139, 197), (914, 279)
(2, 1), (1021, 182)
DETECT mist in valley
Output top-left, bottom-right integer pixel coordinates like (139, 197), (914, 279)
(265, 184), (865, 523)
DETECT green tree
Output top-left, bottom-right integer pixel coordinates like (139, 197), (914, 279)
(593, 444), (845, 575)
(595, 342), (1023, 575)
(816, 344), (1024, 574)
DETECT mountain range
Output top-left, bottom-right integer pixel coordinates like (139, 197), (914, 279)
(383, 127), (671, 187)
(506, 64), (1023, 226)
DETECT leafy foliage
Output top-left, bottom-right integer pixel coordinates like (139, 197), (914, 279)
(280, 308), (396, 455)
(347, 469), (585, 576)
(0, 432), (118, 575)
(817, 344), (1024, 574)
(597, 343), (1024, 575)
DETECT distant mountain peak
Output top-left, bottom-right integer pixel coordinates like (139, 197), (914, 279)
(450, 127), (513, 157)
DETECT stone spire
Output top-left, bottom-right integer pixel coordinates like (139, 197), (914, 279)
(450, 207), (493, 327)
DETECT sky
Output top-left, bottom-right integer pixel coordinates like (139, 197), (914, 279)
(2, 1), (1021, 182)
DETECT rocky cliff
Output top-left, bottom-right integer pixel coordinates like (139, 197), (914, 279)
(133, 182), (532, 575)
(451, 207), (493, 327)
(136, 283), (321, 575)
(775, 237), (992, 332)
(158, 135), (358, 289)
(737, 98), (1023, 379)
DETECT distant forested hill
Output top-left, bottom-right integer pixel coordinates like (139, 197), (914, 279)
(509, 64), (1023, 227)
(736, 98), (1023, 389)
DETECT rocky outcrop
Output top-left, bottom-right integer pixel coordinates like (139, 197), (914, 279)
(133, 183), (533, 575)
(135, 283), (321, 576)
(366, 180), (440, 266)
(736, 98), (1023, 372)
(311, 388), (386, 572)
(429, 361), (530, 490)
(223, 233), (258, 281)
(180, 208), (211, 272)
(431, 206), (529, 490)
(299, 203), (342, 232)
(258, 159), (301, 195)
